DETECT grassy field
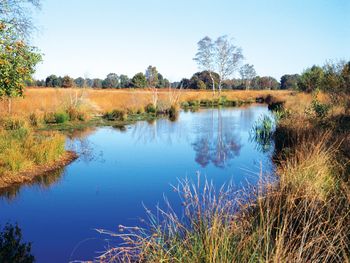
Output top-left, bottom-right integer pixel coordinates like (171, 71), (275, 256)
(0, 88), (292, 116)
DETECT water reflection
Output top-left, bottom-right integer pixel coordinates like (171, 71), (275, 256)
(66, 127), (105, 163)
(192, 109), (241, 168)
(0, 168), (66, 201)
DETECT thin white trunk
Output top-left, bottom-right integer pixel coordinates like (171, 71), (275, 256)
(209, 71), (215, 95)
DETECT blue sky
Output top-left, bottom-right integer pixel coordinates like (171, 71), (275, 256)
(32, 0), (350, 82)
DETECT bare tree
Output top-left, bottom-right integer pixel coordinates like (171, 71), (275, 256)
(215, 36), (243, 93)
(239, 64), (257, 89)
(193, 36), (216, 94)
(145, 65), (159, 106)
(0, 0), (41, 39)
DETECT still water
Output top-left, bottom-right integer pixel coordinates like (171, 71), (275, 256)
(0, 105), (274, 262)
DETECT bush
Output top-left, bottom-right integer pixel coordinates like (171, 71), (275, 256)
(54, 112), (70, 124)
(168, 105), (178, 119)
(0, 223), (34, 263)
(66, 107), (87, 121)
(188, 100), (200, 107)
(310, 99), (331, 119)
(181, 101), (189, 108)
(145, 103), (156, 114)
(43, 112), (56, 124)
(103, 110), (128, 121)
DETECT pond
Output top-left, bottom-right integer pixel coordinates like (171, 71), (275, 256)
(0, 105), (275, 262)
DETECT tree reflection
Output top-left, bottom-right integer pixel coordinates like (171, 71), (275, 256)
(0, 168), (65, 201)
(192, 108), (241, 168)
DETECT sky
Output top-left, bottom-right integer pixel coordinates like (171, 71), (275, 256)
(31, 0), (350, 82)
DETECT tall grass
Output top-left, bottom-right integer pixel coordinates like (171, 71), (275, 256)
(0, 88), (291, 116)
(0, 117), (65, 178)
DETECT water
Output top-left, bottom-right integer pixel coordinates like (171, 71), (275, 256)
(0, 105), (274, 262)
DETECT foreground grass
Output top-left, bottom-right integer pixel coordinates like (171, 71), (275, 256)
(96, 94), (349, 263)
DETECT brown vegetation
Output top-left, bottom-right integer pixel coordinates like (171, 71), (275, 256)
(0, 88), (291, 116)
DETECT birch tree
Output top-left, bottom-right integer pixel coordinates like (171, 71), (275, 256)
(215, 35), (243, 93)
(193, 36), (216, 93)
(239, 64), (256, 89)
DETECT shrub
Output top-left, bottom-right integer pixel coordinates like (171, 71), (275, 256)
(181, 101), (190, 108)
(66, 107), (88, 121)
(200, 99), (212, 107)
(168, 105), (178, 119)
(145, 103), (156, 114)
(43, 112), (56, 124)
(54, 112), (70, 124)
(103, 110), (128, 121)
(0, 224), (34, 263)
(188, 100), (200, 107)
(310, 99), (331, 119)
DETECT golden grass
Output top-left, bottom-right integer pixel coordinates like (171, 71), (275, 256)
(0, 88), (292, 116)
(0, 119), (67, 187)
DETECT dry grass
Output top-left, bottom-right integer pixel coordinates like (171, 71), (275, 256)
(0, 88), (292, 116)
(0, 117), (66, 187)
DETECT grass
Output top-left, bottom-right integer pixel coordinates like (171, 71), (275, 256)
(0, 117), (66, 187)
(0, 88), (291, 116)
(95, 91), (350, 263)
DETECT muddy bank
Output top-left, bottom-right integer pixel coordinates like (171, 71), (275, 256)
(0, 151), (78, 189)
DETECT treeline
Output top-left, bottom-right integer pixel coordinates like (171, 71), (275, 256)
(28, 61), (350, 92)
(28, 65), (174, 89)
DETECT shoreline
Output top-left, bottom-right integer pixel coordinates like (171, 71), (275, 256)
(0, 151), (78, 189)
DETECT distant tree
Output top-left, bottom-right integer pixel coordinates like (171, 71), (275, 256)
(45, 75), (57, 87)
(0, 223), (34, 262)
(192, 71), (220, 90)
(131, 72), (147, 88)
(74, 77), (85, 88)
(178, 78), (191, 89)
(196, 80), (206, 90)
(215, 36), (243, 92)
(171, 81), (180, 88)
(258, 76), (280, 90)
(239, 64), (257, 89)
(0, 23), (42, 113)
(92, 78), (103, 88)
(85, 78), (93, 87)
(250, 76), (261, 90)
(145, 66), (158, 88)
(280, 74), (300, 90)
(62, 75), (74, 88)
(193, 36), (216, 93)
(322, 60), (350, 112)
(119, 74), (130, 88)
(35, 79), (45, 87)
(298, 65), (324, 93)
(102, 73), (119, 88)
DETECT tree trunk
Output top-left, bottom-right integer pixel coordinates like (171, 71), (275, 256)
(218, 79), (222, 94)
(209, 71), (215, 95)
(8, 97), (12, 114)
